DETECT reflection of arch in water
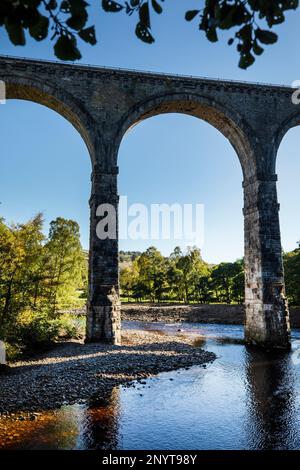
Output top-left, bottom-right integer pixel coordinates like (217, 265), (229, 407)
(244, 348), (297, 450)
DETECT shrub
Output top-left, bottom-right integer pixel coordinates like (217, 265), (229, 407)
(5, 342), (24, 362)
(4, 311), (86, 360)
(16, 311), (61, 350)
(56, 314), (85, 340)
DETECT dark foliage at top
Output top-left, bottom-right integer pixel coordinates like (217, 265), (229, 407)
(0, 1), (298, 67)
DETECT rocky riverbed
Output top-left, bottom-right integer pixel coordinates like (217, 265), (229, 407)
(0, 329), (215, 415)
(60, 304), (300, 327)
(121, 303), (300, 327)
(121, 303), (245, 324)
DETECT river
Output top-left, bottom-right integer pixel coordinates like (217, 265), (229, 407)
(1, 321), (300, 450)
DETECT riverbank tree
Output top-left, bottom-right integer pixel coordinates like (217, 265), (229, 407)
(284, 246), (300, 306)
(1, 212), (299, 357)
(120, 246), (245, 304)
(0, 214), (87, 356)
(120, 245), (300, 306)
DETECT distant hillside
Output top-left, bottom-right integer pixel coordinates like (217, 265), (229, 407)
(83, 250), (141, 263)
(119, 251), (141, 263)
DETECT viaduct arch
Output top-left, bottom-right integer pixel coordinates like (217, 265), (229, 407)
(0, 55), (297, 349)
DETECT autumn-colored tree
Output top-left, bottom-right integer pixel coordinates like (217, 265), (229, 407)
(0, 214), (45, 338)
(0, 214), (87, 347)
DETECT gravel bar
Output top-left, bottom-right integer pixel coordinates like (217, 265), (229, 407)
(0, 329), (216, 414)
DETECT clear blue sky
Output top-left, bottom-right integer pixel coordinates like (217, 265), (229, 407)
(0, 1), (299, 263)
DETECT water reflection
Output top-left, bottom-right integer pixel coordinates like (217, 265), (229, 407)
(76, 388), (120, 450)
(1, 323), (300, 450)
(245, 347), (297, 450)
(0, 388), (120, 450)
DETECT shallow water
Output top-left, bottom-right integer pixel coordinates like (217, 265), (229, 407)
(1, 322), (300, 450)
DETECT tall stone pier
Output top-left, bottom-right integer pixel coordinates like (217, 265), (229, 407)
(244, 174), (290, 348)
(0, 55), (296, 349)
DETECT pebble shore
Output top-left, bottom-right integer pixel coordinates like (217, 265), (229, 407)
(0, 329), (215, 414)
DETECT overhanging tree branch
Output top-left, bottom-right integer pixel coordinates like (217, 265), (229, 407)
(0, 1), (298, 67)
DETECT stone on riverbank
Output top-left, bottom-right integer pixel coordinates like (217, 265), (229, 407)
(0, 329), (215, 414)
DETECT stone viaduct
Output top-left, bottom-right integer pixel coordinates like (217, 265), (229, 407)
(0, 55), (298, 349)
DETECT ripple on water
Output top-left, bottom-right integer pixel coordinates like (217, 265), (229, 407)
(1, 323), (300, 450)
